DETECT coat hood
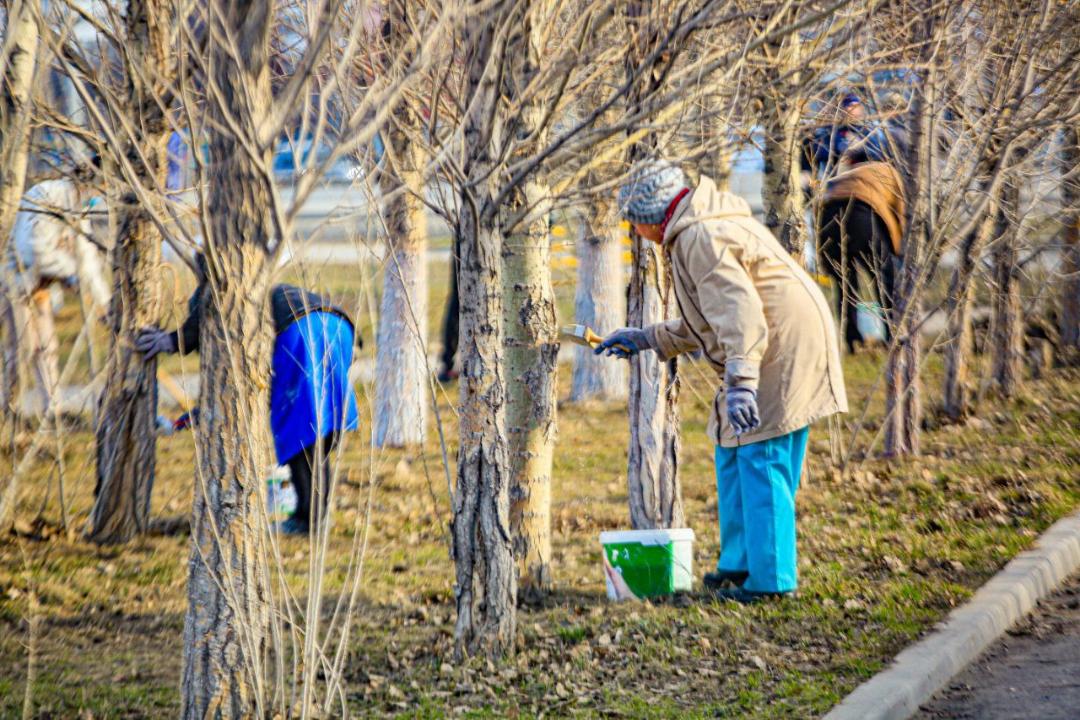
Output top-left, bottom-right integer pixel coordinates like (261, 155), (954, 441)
(663, 176), (752, 244)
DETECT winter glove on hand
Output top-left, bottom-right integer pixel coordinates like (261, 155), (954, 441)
(726, 387), (761, 436)
(594, 327), (651, 359)
(134, 328), (177, 360)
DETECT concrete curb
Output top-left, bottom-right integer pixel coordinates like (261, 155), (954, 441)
(824, 509), (1080, 720)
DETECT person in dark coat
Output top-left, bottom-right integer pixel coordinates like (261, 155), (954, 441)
(136, 255), (360, 534)
(803, 93), (903, 176)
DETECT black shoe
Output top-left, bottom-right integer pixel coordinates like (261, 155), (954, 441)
(713, 587), (795, 605)
(436, 367), (459, 383)
(277, 516), (310, 535)
(703, 570), (749, 589)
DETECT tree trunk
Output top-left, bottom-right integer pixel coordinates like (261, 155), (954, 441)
(570, 208), (626, 402)
(990, 176), (1022, 396)
(623, 4), (683, 531)
(87, 0), (172, 544)
(0, 0), (39, 251)
(503, 170), (557, 598)
(374, 134), (428, 448)
(942, 181), (999, 421)
(760, 15), (807, 260)
(452, 205), (517, 658)
(626, 233), (683, 529)
(1060, 124), (1079, 359)
(181, 1), (274, 715)
(451, 1), (517, 658)
(88, 211), (165, 542)
(885, 31), (936, 458)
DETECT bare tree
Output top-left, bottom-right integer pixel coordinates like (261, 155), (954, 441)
(623, 2), (683, 530)
(84, 0), (175, 544)
(373, 15), (430, 449)
(175, 1), (279, 714)
(0, 0), (43, 420)
(1060, 124), (1079, 359)
(0, 0), (40, 250)
(757, 6), (807, 259)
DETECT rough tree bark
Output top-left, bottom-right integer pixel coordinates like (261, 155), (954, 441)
(623, 4), (683, 530)
(503, 198), (556, 598)
(885, 19), (937, 458)
(502, 8), (557, 598)
(451, 0), (516, 659)
(0, 0), (39, 251)
(0, 0), (41, 427)
(87, 0), (172, 544)
(570, 202), (627, 402)
(759, 16), (807, 260)
(180, 1), (275, 715)
(1060, 124), (1079, 359)
(374, 124), (428, 448)
(990, 174), (1023, 396)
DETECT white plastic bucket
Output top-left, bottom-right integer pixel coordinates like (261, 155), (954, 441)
(599, 528), (694, 601)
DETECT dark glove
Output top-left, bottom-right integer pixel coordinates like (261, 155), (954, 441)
(134, 327), (177, 360)
(726, 387), (760, 436)
(594, 327), (651, 359)
(62, 275), (79, 290)
(173, 408), (199, 431)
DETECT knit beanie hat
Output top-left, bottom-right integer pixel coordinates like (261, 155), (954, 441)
(617, 159), (688, 225)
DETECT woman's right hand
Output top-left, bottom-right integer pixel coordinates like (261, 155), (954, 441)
(134, 327), (177, 360)
(594, 327), (651, 359)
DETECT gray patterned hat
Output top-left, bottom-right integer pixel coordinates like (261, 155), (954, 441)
(618, 159), (688, 225)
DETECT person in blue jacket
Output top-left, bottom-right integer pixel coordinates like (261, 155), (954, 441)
(135, 254), (360, 535)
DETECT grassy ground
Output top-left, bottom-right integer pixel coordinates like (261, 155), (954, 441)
(1, 259), (1079, 718)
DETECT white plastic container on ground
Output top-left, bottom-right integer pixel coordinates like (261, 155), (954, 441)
(599, 528), (695, 601)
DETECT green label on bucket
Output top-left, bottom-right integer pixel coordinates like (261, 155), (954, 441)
(603, 541), (676, 599)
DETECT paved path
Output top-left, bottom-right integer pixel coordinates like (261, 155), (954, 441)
(916, 573), (1080, 720)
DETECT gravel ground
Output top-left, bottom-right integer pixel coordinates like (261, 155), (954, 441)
(917, 572), (1080, 720)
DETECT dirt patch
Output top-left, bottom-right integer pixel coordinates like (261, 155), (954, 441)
(917, 573), (1080, 720)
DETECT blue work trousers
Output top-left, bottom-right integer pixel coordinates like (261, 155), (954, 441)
(714, 427), (809, 593)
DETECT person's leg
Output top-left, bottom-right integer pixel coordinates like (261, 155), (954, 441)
(866, 209), (898, 343)
(714, 444), (748, 577)
(286, 449), (313, 532)
(310, 430), (340, 530)
(736, 429), (807, 594)
(27, 289), (59, 416)
(438, 240), (460, 380)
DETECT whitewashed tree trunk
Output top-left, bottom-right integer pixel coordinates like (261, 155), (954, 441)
(0, 0), (39, 251)
(570, 210), (626, 402)
(181, 1), (274, 715)
(503, 194), (556, 598)
(502, 7), (557, 594)
(374, 135), (428, 448)
(623, 5), (683, 530)
(627, 235), (683, 529)
(1060, 124), (1079, 359)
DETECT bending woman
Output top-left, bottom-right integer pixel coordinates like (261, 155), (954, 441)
(136, 255), (360, 534)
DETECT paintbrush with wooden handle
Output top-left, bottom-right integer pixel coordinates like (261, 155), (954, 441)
(559, 324), (630, 354)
